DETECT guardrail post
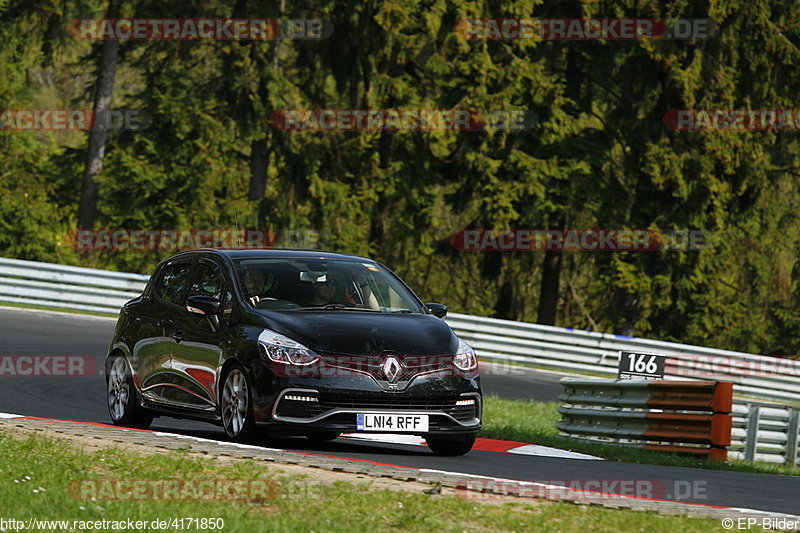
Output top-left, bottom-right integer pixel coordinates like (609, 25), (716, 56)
(786, 408), (799, 466)
(744, 405), (761, 462)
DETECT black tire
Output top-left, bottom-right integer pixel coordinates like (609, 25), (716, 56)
(220, 365), (256, 442)
(306, 431), (341, 442)
(425, 433), (477, 456)
(106, 354), (153, 429)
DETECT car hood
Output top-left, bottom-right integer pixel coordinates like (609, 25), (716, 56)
(253, 310), (459, 356)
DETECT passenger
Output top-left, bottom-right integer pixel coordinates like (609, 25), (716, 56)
(308, 271), (377, 308)
(309, 273), (338, 306)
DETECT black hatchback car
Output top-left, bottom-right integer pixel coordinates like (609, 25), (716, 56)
(106, 249), (482, 455)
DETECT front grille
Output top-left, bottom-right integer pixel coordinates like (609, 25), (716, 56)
(318, 354), (450, 384)
(275, 393), (478, 422)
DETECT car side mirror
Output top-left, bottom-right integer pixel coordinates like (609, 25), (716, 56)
(426, 303), (447, 318)
(186, 295), (221, 316)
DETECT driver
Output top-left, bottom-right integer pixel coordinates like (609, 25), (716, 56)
(242, 267), (277, 306)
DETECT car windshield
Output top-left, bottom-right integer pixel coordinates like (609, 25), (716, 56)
(233, 258), (426, 313)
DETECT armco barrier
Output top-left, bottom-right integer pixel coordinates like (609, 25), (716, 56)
(557, 379), (733, 461)
(729, 402), (800, 465)
(0, 257), (148, 314)
(445, 313), (800, 403)
(1, 257), (799, 403)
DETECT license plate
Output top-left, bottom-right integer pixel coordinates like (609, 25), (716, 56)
(356, 414), (429, 432)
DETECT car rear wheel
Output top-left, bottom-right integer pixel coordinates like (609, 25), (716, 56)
(425, 433), (477, 456)
(107, 355), (153, 429)
(220, 366), (255, 442)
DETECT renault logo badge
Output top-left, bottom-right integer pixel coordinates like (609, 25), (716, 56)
(383, 356), (401, 383)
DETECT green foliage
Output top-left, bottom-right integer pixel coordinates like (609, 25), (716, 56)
(2, 0), (800, 354)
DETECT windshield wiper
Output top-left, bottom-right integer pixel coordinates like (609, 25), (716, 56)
(296, 304), (381, 312)
(297, 304), (347, 310)
(390, 309), (414, 314)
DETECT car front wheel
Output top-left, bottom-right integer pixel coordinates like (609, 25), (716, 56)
(220, 366), (255, 442)
(425, 433), (477, 456)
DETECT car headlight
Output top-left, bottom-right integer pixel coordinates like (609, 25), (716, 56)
(258, 330), (319, 366)
(453, 339), (478, 371)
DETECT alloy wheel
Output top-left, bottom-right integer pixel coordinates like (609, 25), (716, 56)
(107, 356), (130, 422)
(221, 369), (249, 437)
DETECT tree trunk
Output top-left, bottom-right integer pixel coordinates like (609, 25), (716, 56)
(272, 0), (285, 72)
(248, 136), (268, 201)
(612, 289), (636, 336)
(247, 0), (285, 204)
(536, 43), (580, 325)
(77, 0), (120, 230)
(494, 278), (515, 320)
(537, 248), (563, 325)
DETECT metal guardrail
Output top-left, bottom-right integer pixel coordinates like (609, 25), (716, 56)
(0, 257), (149, 314)
(557, 379), (734, 461)
(1, 257), (798, 404)
(445, 313), (800, 403)
(729, 402), (800, 465)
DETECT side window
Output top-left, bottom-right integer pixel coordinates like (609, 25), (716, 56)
(156, 262), (194, 305)
(189, 261), (225, 300)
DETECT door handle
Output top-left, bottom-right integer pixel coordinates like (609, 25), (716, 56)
(171, 330), (184, 343)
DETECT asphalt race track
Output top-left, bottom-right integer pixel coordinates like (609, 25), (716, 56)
(0, 307), (798, 515)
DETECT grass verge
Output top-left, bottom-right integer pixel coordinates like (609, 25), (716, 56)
(0, 430), (742, 533)
(0, 301), (115, 318)
(481, 396), (800, 477)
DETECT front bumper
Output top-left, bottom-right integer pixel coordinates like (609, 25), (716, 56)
(248, 360), (482, 435)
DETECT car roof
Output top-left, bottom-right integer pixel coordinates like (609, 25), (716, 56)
(184, 248), (377, 263)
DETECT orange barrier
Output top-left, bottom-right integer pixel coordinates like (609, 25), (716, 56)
(558, 379), (733, 460)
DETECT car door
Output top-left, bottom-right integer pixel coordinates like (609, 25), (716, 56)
(132, 257), (195, 405)
(169, 258), (228, 409)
